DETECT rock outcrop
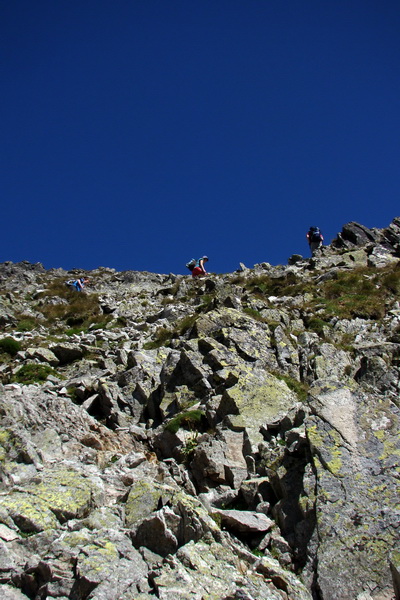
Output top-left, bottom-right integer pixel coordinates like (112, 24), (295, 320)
(0, 219), (399, 600)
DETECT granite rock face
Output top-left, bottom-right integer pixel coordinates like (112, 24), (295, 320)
(0, 219), (400, 600)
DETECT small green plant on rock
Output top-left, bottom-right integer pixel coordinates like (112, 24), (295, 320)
(89, 319), (112, 330)
(314, 266), (400, 320)
(165, 409), (205, 463)
(180, 430), (199, 461)
(382, 268), (400, 294)
(240, 272), (308, 298)
(176, 314), (198, 336)
(305, 317), (331, 337)
(67, 387), (80, 402)
(143, 327), (172, 350)
(243, 307), (268, 323)
(272, 372), (309, 402)
(65, 326), (85, 336)
(160, 297), (175, 306)
(198, 294), (215, 311)
(164, 409), (204, 434)
(336, 332), (356, 353)
(171, 280), (181, 296)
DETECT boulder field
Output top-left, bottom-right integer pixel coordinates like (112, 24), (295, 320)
(0, 219), (399, 600)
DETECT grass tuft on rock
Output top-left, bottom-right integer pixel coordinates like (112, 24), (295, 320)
(16, 318), (39, 332)
(12, 364), (59, 384)
(0, 337), (22, 357)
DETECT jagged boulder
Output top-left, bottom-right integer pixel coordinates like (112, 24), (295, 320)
(216, 508), (274, 534)
(306, 380), (400, 600)
(332, 221), (380, 248)
(24, 347), (59, 366)
(390, 551), (400, 600)
(190, 428), (248, 490)
(216, 368), (301, 451)
(193, 307), (278, 369)
(129, 484), (220, 557)
(0, 467), (101, 533)
(71, 530), (149, 600)
(0, 585), (29, 600)
(0, 493), (59, 533)
(368, 244), (400, 268)
(382, 216), (400, 249)
(125, 480), (175, 527)
(50, 342), (83, 365)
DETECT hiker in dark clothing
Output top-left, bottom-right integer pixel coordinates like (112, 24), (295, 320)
(306, 227), (324, 256)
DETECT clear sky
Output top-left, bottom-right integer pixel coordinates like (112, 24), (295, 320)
(2, 1), (400, 275)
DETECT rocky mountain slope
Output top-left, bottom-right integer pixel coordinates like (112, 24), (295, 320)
(0, 219), (399, 600)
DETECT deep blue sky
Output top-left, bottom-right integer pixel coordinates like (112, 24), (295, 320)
(2, 1), (400, 274)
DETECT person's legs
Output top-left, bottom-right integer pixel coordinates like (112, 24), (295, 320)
(310, 241), (322, 256)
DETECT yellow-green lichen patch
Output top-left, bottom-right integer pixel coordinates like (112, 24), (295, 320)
(58, 529), (94, 549)
(125, 480), (174, 528)
(77, 540), (119, 580)
(0, 492), (59, 533)
(223, 370), (299, 450)
(306, 424), (324, 449)
(391, 549), (400, 564)
(307, 420), (347, 478)
(325, 440), (345, 477)
(326, 456), (343, 476)
(374, 429), (385, 441)
(156, 347), (170, 364)
(379, 438), (400, 462)
(298, 493), (315, 517)
(0, 429), (11, 445)
(0, 428), (14, 463)
(26, 468), (96, 522)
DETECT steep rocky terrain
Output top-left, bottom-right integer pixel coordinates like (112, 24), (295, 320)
(0, 219), (399, 600)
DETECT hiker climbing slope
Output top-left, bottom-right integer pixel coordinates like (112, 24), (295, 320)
(66, 277), (89, 291)
(306, 227), (323, 256)
(186, 256), (209, 277)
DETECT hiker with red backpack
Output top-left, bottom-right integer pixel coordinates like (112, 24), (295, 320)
(306, 227), (323, 256)
(186, 256), (209, 277)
